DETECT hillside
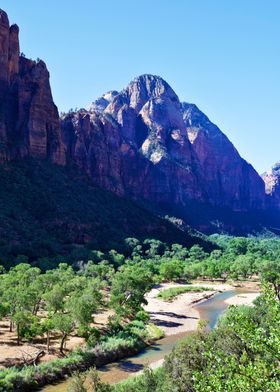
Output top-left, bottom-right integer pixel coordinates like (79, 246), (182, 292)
(0, 158), (209, 267)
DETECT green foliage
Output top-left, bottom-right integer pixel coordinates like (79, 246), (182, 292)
(159, 260), (185, 281)
(110, 265), (153, 319)
(0, 232), (280, 391)
(87, 368), (111, 392)
(114, 286), (280, 392)
(157, 285), (211, 301)
(0, 159), (208, 267)
(67, 371), (87, 392)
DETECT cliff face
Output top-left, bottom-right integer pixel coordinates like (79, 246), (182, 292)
(61, 75), (266, 213)
(61, 75), (205, 208)
(263, 162), (280, 209)
(182, 103), (265, 210)
(0, 10), (65, 164)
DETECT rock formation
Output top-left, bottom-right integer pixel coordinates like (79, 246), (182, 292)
(61, 74), (266, 215)
(0, 8), (275, 234)
(263, 162), (280, 209)
(0, 9), (65, 164)
(181, 103), (265, 210)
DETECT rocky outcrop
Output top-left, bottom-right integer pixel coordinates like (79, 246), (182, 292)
(263, 162), (280, 209)
(61, 75), (204, 208)
(61, 74), (266, 215)
(0, 9), (65, 164)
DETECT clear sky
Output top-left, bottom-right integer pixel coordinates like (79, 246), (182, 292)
(2, 0), (280, 174)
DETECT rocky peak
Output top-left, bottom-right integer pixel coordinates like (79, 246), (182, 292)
(262, 163), (280, 209)
(124, 74), (180, 111)
(102, 75), (193, 167)
(62, 74), (266, 213)
(89, 90), (118, 112)
(0, 9), (65, 164)
(105, 74), (180, 114)
(0, 10), (19, 87)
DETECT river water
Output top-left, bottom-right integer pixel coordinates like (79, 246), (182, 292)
(42, 289), (249, 391)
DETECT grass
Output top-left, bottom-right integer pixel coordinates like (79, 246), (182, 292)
(157, 285), (212, 301)
(112, 366), (165, 392)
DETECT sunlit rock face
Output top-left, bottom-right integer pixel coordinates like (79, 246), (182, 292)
(263, 162), (280, 209)
(0, 9), (65, 164)
(61, 74), (266, 212)
(181, 103), (265, 210)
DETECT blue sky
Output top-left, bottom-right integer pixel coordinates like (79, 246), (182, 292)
(2, 0), (280, 174)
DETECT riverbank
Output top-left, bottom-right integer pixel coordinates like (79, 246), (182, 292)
(0, 283), (259, 391)
(125, 284), (260, 381)
(144, 282), (233, 336)
(225, 291), (260, 305)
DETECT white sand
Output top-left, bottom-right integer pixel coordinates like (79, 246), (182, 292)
(144, 282), (233, 336)
(225, 292), (260, 306)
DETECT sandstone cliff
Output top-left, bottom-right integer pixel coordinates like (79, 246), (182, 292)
(263, 162), (280, 209)
(61, 74), (266, 215)
(0, 9), (65, 164)
(182, 103), (265, 210)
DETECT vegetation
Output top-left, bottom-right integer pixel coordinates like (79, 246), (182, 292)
(0, 158), (209, 269)
(0, 233), (280, 390)
(112, 285), (280, 392)
(157, 285), (212, 301)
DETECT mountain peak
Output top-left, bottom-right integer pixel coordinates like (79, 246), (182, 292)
(263, 162), (280, 194)
(0, 9), (9, 26)
(89, 90), (119, 112)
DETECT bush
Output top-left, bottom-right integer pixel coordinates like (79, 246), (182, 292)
(157, 285), (211, 301)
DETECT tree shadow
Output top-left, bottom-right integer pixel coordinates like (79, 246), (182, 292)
(149, 311), (198, 320)
(117, 360), (145, 372)
(151, 319), (183, 328)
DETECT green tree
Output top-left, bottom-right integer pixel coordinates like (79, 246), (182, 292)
(110, 265), (153, 319)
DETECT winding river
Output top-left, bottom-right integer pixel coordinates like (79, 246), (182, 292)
(42, 289), (250, 391)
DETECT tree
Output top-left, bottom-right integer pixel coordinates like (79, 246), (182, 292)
(110, 265), (153, 319)
(53, 313), (75, 353)
(188, 245), (207, 262)
(42, 317), (55, 352)
(159, 260), (184, 281)
(260, 260), (280, 299)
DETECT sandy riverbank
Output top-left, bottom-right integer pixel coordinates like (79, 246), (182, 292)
(135, 283), (259, 377)
(225, 292), (260, 306)
(144, 282), (233, 337)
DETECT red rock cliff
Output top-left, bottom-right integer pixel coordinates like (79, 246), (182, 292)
(0, 9), (65, 164)
(61, 75), (266, 213)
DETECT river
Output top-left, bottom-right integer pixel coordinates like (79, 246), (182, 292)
(42, 288), (250, 391)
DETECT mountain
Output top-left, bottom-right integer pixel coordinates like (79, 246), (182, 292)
(0, 8), (278, 247)
(61, 74), (266, 233)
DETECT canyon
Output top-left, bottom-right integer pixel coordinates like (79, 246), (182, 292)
(1, 8), (279, 239)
